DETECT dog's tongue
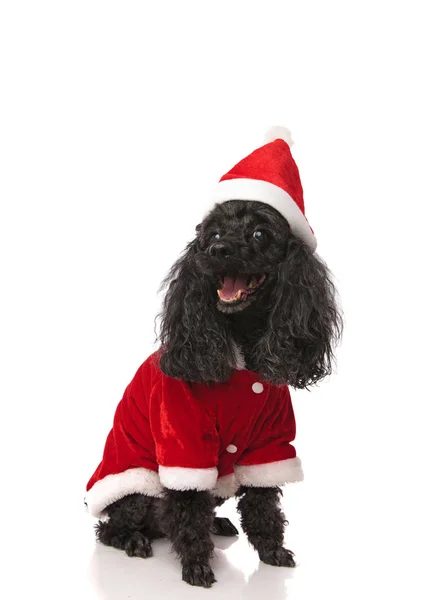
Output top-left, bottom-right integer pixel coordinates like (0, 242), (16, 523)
(219, 274), (248, 300)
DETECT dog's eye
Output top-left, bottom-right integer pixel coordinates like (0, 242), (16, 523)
(253, 230), (266, 242)
(212, 232), (221, 240)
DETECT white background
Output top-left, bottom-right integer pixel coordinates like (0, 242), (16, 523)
(1, 2), (420, 599)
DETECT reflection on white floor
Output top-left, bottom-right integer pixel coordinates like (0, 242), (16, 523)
(13, 395), (418, 600)
(6, 438), (419, 600)
(86, 498), (294, 600)
(75, 472), (419, 600)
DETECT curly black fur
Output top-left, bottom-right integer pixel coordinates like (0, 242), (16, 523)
(95, 491), (238, 584)
(95, 493), (163, 558)
(157, 489), (217, 587)
(236, 486), (295, 566)
(155, 239), (237, 384)
(96, 200), (342, 587)
(156, 200), (342, 388)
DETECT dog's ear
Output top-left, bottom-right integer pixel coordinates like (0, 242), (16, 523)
(155, 238), (236, 383)
(252, 235), (343, 388)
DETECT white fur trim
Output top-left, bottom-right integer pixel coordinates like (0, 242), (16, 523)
(211, 473), (239, 498)
(85, 468), (163, 518)
(264, 126), (294, 147)
(205, 178), (317, 252)
(159, 466), (218, 491)
(235, 457), (304, 487)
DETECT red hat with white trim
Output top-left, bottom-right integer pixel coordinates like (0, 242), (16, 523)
(205, 127), (317, 252)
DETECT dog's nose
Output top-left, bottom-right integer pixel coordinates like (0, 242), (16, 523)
(209, 242), (232, 259)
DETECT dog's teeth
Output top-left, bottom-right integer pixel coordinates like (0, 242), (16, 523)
(248, 276), (257, 288)
(217, 289), (242, 302)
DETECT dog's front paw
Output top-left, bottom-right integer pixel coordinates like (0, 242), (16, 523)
(124, 532), (153, 558)
(182, 563), (216, 588)
(259, 545), (296, 567)
(210, 516), (239, 536)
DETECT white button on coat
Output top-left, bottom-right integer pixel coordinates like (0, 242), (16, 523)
(226, 444), (238, 453)
(252, 382), (264, 394)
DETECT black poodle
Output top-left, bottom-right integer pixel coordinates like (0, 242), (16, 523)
(93, 198), (342, 588)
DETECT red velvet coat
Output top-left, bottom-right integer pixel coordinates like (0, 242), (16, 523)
(85, 351), (303, 518)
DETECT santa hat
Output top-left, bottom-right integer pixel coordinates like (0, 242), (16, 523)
(205, 127), (317, 252)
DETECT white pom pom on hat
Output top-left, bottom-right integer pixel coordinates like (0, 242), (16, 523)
(205, 126), (317, 252)
(263, 126), (294, 147)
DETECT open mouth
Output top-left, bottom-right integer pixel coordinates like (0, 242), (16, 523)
(217, 273), (267, 304)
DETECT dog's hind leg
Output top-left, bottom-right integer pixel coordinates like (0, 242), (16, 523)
(211, 496), (239, 536)
(211, 516), (239, 536)
(236, 486), (296, 567)
(95, 493), (162, 558)
(158, 489), (216, 588)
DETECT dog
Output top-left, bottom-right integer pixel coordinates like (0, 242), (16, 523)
(86, 131), (342, 588)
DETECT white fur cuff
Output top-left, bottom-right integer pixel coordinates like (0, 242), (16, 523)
(235, 457), (304, 487)
(85, 468), (163, 518)
(159, 466), (218, 491)
(211, 473), (239, 498)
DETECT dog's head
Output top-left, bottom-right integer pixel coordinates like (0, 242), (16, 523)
(156, 200), (342, 387)
(194, 199), (290, 315)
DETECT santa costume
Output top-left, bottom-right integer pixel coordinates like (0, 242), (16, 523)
(85, 127), (315, 519)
